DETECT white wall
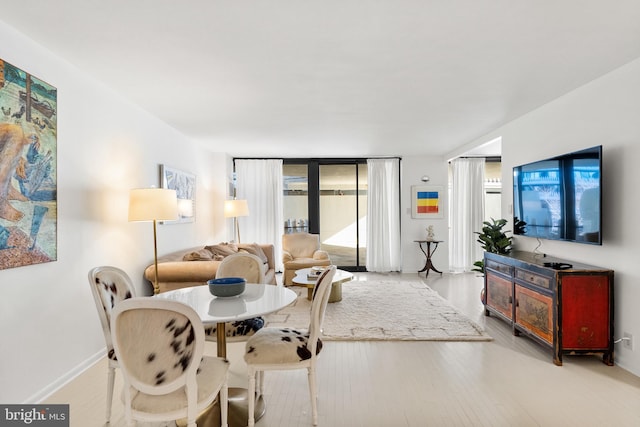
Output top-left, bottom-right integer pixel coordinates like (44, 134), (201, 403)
(401, 156), (449, 273)
(0, 20), (230, 403)
(463, 57), (640, 376)
(4, 16), (640, 404)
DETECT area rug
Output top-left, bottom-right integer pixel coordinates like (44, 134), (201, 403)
(265, 279), (492, 341)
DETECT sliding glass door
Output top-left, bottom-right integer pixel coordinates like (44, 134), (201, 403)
(283, 164), (309, 234)
(283, 160), (367, 271)
(319, 164), (367, 268)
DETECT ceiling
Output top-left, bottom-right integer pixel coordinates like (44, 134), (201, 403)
(2, 1), (640, 158)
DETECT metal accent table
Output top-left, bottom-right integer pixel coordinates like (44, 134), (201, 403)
(414, 240), (443, 277)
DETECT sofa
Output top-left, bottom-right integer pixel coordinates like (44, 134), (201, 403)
(144, 242), (277, 293)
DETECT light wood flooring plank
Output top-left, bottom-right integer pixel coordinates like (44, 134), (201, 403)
(44, 272), (640, 427)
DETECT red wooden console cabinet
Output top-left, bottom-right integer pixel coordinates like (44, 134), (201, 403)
(484, 251), (614, 366)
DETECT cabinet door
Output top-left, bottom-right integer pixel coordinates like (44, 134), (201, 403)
(486, 272), (512, 320)
(561, 274), (610, 349)
(515, 285), (553, 344)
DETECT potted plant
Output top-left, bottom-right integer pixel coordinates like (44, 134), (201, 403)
(472, 218), (513, 275)
(473, 218), (516, 305)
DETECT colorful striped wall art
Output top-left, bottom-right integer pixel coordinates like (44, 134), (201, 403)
(411, 185), (444, 218)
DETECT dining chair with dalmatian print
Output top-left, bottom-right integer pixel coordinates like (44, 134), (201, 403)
(244, 265), (337, 426)
(88, 266), (136, 423)
(111, 297), (230, 427)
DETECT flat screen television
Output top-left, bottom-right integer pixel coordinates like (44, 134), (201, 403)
(512, 145), (602, 245)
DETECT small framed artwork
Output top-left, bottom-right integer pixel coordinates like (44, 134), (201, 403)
(160, 165), (196, 223)
(411, 185), (444, 219)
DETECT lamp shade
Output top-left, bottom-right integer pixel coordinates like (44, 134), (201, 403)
(224, 199), (249, 218)
(128, 188), (178, 222)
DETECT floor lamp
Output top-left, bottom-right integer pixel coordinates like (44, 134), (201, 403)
(128, 188), (178, 294)
(224, 199), (249, 243)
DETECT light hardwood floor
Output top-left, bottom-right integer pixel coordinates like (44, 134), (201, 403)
(45, 272), (640, 426)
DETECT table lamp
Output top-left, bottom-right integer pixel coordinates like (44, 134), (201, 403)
(224, 199), (249, 243)
(129, 188), (178, 294)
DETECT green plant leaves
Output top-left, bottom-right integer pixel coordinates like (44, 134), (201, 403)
(473, 218), (513, 274)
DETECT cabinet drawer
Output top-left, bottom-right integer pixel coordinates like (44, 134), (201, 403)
(486, 259), (512, 275)
(516, 268), (551, 290)
(486, 272), (513, 320)
(515, 285), (553, 344)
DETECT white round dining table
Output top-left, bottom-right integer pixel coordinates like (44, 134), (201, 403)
(155, 283), (297, 358)
(154, 283), (297, 427)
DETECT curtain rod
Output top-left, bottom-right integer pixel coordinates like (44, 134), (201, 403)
(234, 157), (402, 166)
(234, 157), (401, 161)
(449, 156), (501, 163)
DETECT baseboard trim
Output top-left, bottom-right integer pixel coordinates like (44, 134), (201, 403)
(29, 349), (105, 404)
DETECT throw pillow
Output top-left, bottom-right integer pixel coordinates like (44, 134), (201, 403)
(182, 249), (213, 261)
(238, 243), (269, 265)
(205, 242), (239, 259)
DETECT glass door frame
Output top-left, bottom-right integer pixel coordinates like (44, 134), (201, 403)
(284, 158), (367, 272)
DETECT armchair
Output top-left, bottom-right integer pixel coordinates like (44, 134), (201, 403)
(282, 233), (331, 285)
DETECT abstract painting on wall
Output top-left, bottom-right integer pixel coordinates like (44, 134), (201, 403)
(160, 165), (195, 223)
(0, 59), (57, 269)
(411, 185), (444, 219)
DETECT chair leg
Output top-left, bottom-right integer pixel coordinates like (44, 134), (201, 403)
(106, 364), (115, 422)
(308, 366), (318, 425)
(247, 367), (256, 427)
(220, 381), (229, 427)
(258, 371), (265, 398)
(187, 404), (196, 427)
(123, 398), (135, 427)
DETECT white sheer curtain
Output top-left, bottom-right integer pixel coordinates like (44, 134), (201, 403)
(366, 158), (401, 272)
(449, 158), (485, 273)
(235, 159), (284, 272)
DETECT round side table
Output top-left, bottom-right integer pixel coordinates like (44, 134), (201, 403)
(414, 240), (443, 277)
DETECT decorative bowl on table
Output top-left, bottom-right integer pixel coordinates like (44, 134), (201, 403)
(207, 277), (246, 297)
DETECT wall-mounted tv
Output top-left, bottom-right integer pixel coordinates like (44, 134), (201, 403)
(513, 145), (602, 245)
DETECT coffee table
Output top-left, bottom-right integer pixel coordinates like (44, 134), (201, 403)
(292, 267), (353, 302)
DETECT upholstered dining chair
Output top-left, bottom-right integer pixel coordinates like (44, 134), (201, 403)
(244, 265), (337, 426)
(111, 297), (230, 427)
(282, 233), (331, 285)
(205, 252), (267, 342)
(216, 252), (266, 283)
(88, 266), (136, 423)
